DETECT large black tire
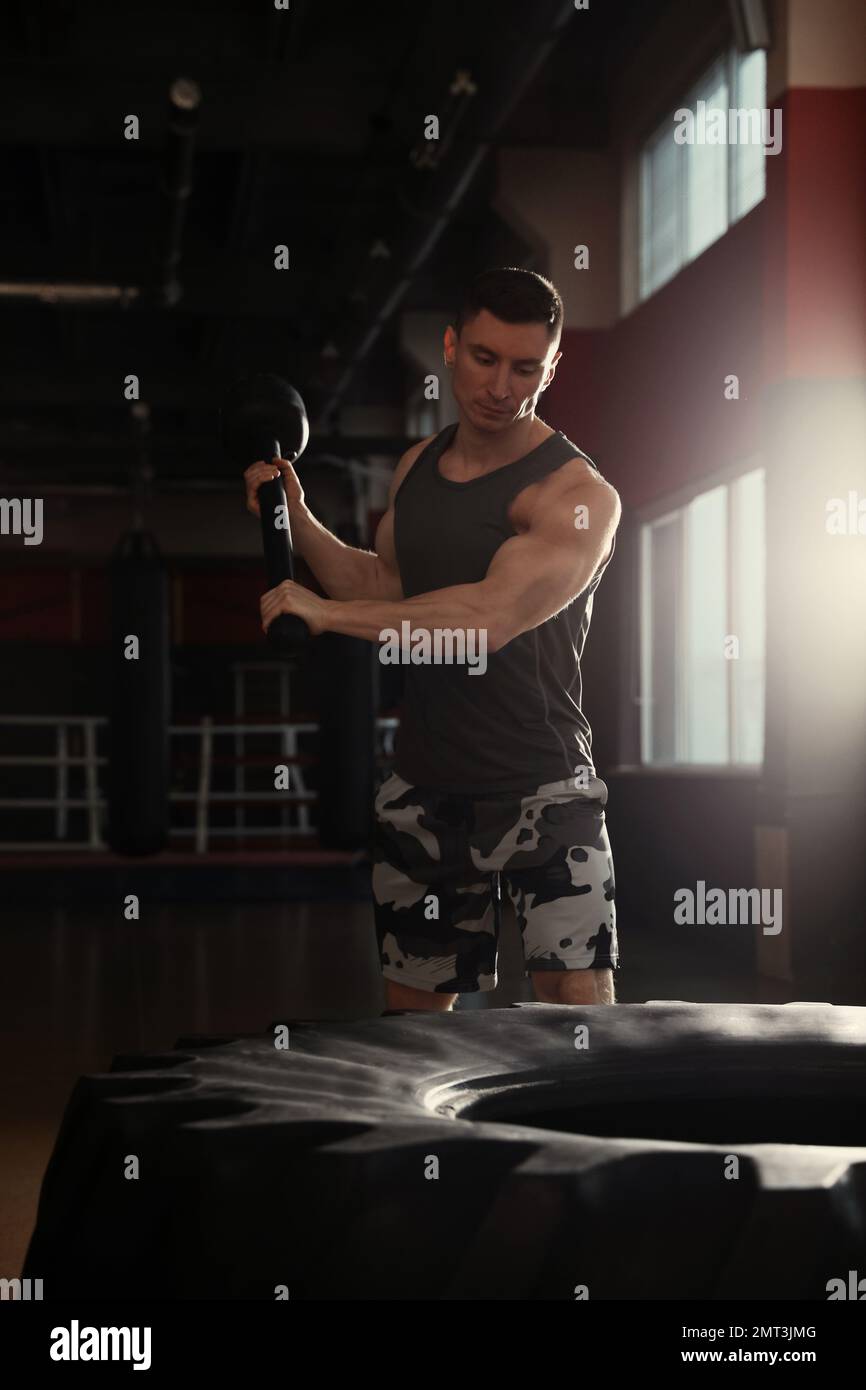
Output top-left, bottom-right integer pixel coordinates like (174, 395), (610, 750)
(23, 1002), (866, 1300)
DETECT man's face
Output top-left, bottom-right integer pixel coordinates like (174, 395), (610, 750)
(444, 309), (561, 432)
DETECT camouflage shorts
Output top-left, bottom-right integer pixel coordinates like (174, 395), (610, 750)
(372, 770), (618, 994)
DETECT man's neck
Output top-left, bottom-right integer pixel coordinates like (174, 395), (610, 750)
(451, 412), (550, 473)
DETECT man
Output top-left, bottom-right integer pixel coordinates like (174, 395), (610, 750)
(247, 266), (621, 1011)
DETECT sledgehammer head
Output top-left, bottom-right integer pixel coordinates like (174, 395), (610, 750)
(220, 373), (310, 468)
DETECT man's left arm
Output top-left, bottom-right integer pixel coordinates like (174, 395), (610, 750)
(261, 477), (621, 651)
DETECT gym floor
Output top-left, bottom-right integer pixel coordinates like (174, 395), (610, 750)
(0, 896), (798, 1278)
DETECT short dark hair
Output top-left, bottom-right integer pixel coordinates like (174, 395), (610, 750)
(454, 266), (563, 341)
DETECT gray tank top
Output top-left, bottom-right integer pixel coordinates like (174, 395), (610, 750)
(391, 421), (616, 795)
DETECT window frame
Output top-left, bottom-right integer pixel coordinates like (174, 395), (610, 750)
(636, 45), (767, 304)
(633, 456), (766, 772)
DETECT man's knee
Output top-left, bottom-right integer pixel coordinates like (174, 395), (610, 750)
(531, 967), (616, 1005)
(384, 978), (458, 1012)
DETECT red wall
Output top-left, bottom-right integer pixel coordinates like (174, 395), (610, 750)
(763, 88), (866, 382)
(0, 564), (282, 646)
(548, 87), (866, 510)
(548, 204), (766, 508)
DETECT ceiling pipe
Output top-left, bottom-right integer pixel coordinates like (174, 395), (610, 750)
(0, 77), (202, 311)
(157, 77), (203, 308)
(0, 281), (139, 305)
(316, 0), (578, 428)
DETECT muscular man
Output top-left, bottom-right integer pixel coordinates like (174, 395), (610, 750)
(248, 266), (621, 1011)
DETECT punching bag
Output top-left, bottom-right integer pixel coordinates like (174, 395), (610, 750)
(316, 632), (377, 850)
(107, 530), (171, 855)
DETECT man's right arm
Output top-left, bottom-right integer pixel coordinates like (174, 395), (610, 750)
(245, 435), (433, 602)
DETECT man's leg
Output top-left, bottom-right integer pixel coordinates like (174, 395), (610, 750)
(494, 783), (618, 1004)
(531, 967), (615, 1005)
(373, 773), (497, 1014)
(384, 978), (458, 1012)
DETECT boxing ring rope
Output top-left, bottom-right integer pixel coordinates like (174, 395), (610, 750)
(0, 714), (399, 853)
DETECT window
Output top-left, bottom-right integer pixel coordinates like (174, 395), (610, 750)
(639, 48), (767, 300)
(639, 464), (765, 766)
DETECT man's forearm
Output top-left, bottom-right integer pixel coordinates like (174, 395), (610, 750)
(292, 507), (381, 600)
(326, 584), (500, 649)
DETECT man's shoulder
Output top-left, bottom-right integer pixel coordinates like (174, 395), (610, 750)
(388, 431), (440, 506)
(510, 438), (619, 538)
(530, 440), (620, 542)
(401, 430), (440, 470)
(545, 437), (618, 504)
(554, 430), (602, 476)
